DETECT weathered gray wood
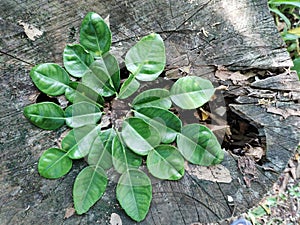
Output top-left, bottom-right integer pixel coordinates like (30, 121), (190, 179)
(0, 0), (299, 224)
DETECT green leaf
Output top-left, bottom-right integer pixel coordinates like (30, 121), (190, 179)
(132, 88), (172, 110)
(116, 169), (152, 222)
(112, 134), (142, 174)
(73, 165), (107, 214)
(80, 12), (111, 56)
(134, 107), (181, 143)
(269, 7), (292, 29)
(65, 82), (104, 107)
(177, 124), (224, 165)
(96, 53), (120, 91)
(125, 33), (166, 81)
(65, 102), (102, 128)
(170, 76), (215, 109)
(63, 44), (94, 78)
(118, 73), (140, 99)
(61, 125), (101, 159)
(292, 58), (300, 78)
(38, 148), (72, 179)
(88, 128), (116, 170)
(147, 145), (184, 180)
(121, 118), (161, 155)
(82, 60), (116, 97)
(30, 63), (70, 96)
(23, 102), (65, 130)
(269, 0), (300, 8)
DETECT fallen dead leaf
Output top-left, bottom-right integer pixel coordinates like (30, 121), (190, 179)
(179, 65), (191, 74)
(64, 207), (75, 219)
(244, 145), (265, 162)
(185, 163), (232, 183)
(165, 68), (181, 79)
(104, 15), (110, 28)
(258, 98), (275, 106)
(205, 124), (232, 138)
(18, 21), (43, 41)
(215, 66), (256, 84)
(215, 66), (232, 81)
(110, 213), (122, 225)
(199, 108), (209, 121)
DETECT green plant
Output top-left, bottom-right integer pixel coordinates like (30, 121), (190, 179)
(268, 0), (300, 78)
(23, 12), (224, 222)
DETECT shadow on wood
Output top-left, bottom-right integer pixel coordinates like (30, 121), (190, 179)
(0, 0), (299, 224)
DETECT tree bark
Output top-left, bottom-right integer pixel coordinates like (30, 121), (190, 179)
(0, 0), (299, 224)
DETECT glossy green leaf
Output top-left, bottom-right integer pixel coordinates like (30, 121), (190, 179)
(88, 128), (116, 170)
(292, 58), (300, 78)
(80, 12), (111, 56)
(170, 76), (215, 109)
(121, 118), (161, 156)
(134, 107), (181, 143)
(112, 134), (142, 174)
(73, 165), (107, 214)
(65, 82), (104, 107)
(23, 102), (65, 130)
(63, 44), (94, 78)
(177, 124), (224, 165)
(269, 7), (291, 29)
(269, 0), (300, 8)
(125, 33), (166, 81)
(118, 73), (140, 99)
(38, 148), (72, 179)
(82, 60), (116, 97)
(147, 145), (184, 180)
(116, 169), (152, 222)
(132, 88), (172, 110)
(30, 63), (70, 96)
(95, 53), (120, 91)
(61, 125), (101, 159)
(65, 102), (102, 128)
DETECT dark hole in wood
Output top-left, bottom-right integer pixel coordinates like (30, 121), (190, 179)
(222, 97), (266, 161)
(119, 63), (130, 80)
(35, 93), (60, 105)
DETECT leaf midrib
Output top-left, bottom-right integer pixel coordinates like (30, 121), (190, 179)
(153, 149), (181, 177)
(94, 130), (115, 168)
(28, 114), (65, 120)
(68, 125), (101, 153)
(133, 110), (180, 134)
(124, 121), (154, 153)
(178, 132), (217, 160)
(35, 71), (69, 88)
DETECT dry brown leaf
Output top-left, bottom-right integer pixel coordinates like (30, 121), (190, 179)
(205, 124), (232, 137)
(18, 21), (43, 41)
(215, 66), (232, 81)
(199, 108), (209, 121)
(244, 146), (264, 161)
(185, 163), (232, 183)
(64, 207), (75, 219)
(179, 65), (191, 74)
(110, 213), (122, 225)
(215, 66), (256, 83)
(104, 14), (110, 28)
(165, 68), (181, 79)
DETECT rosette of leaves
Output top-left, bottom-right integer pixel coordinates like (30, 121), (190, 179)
(23, 12), (224, 222)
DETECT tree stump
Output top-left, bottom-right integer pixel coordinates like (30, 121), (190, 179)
(1, 0), (299, 224)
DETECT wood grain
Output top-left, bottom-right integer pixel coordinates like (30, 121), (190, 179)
(0, 0), (299, 224)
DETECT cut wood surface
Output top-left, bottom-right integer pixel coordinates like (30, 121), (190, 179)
(0, 0), (299, 224)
